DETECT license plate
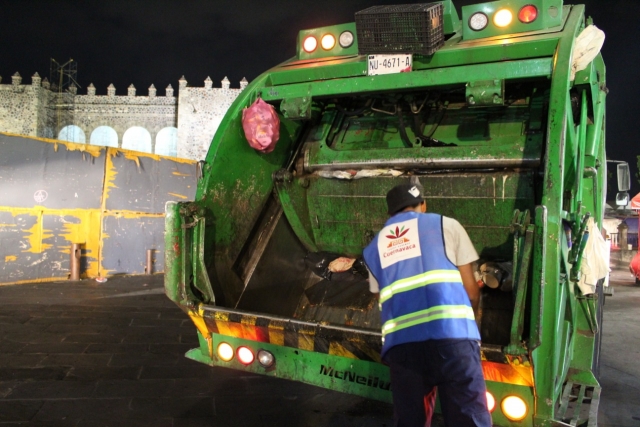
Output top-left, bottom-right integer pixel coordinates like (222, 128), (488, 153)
(367, 54), (413, 76)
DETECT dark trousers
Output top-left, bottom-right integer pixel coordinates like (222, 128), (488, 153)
(383, 339), (492, 427)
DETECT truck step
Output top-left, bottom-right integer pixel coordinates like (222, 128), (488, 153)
(555, 382), (601, 427)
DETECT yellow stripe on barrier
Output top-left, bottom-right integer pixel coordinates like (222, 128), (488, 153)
(268, 321), (285, 346)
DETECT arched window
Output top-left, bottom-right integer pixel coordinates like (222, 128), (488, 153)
(58, 125), (86, 143)
(90, 126), (118, 147)
(155, 127), (178, 157)
(122, 126), (152, 153)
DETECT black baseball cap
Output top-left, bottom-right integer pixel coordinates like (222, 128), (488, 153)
(386, 184), (424, 215)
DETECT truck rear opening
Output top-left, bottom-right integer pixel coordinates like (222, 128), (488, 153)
(165, 2), (607, 425)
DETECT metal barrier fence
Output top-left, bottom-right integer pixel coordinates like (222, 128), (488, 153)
(0, 133), (197, 285)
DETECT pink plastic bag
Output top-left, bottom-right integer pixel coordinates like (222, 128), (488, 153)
(242, 98), (280, 153)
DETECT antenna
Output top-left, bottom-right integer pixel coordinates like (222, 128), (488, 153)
(49, 58), (81, 141)
(49, 58), (80, 92)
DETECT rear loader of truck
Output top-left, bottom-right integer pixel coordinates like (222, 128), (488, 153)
(165, 1), (609, 425)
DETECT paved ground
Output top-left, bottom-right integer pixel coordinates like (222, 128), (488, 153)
(0, 275), (393, 426)
(598, 262), (640, 427)
(0, 264), (638, 426)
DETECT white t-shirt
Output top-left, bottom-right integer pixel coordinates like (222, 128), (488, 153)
(368, 216), (478, 293)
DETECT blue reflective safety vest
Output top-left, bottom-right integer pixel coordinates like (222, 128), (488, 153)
(363, 212), (480, 356)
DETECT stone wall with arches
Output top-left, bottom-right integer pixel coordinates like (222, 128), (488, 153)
(0, 72), (248, 160)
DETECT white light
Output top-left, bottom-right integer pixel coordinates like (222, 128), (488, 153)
(469, 12), (488, 31)
(339, 31), (354, 48)
(257, 349), (275, 367)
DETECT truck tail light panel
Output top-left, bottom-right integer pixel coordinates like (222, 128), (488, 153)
(462, 0), (562, 41)
(297, 23), (358, 60)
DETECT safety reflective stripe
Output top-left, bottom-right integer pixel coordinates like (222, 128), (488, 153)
(382, 304), (475, 337)
(379, 269), (463, 304)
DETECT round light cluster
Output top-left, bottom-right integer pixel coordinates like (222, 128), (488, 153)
(485, 391), (528, 421)
(303, 30), (354, 53)
(217, 342), (275, 368)
(469, 5), (538, 32)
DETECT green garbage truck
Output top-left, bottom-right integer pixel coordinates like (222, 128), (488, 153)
(165, 1), (611, 424)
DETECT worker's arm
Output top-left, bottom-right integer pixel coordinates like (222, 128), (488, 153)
(365, 265), (380, 300)
(458, 262), (479, 315)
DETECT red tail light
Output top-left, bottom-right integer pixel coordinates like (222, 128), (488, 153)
(519, 5), (538, 23)
(237, 346), (255, 365)
(486, 391), (496, 412)
(303, 36), (318, 53)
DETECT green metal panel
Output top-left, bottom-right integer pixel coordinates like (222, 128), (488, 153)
(278, 172), (536, 256)
(266, 37), (560, 89)
(262, 58), (553, 102)
(187, 333), (393, 403)
(532, 4), (587, 424)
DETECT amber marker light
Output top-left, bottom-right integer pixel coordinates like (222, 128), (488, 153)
(303, 36), (318, 53)
(501, 395), (528, 421)
(217, 342), (234, 362)
(494, 9), (513, 27)
(321, 34), (336, 50)
(519, 5), (538, 23)
(237, 346), (255, 365)
(486, 392), (496, 412)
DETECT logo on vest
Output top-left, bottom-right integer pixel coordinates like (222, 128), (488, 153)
(386, 226), (410, 247)
(378, 218), (421, 268)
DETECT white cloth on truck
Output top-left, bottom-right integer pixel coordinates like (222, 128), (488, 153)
(577, 217), (610, 295)
(571, 25), (605, 81)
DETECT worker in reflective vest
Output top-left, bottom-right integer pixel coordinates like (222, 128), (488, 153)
(363, 184), (491, 427)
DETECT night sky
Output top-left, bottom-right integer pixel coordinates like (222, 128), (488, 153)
(1, 0), (638, 196)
